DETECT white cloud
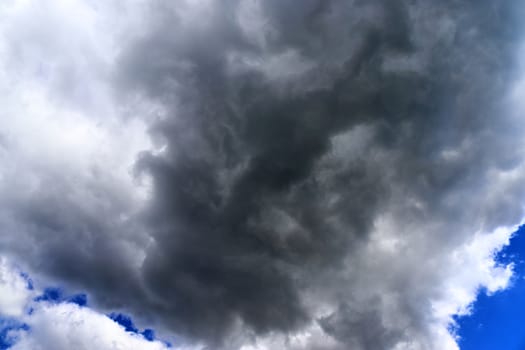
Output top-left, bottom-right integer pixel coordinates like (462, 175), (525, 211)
(0, 0), (153, 202)
(0, 258), (32, 317)
(10, 303), (171, 350)
(0, 0), (154, 269)
(0, 257), (178, 350)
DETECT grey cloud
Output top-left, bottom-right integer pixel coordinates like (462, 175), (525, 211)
(3, 0), (525, 349)
(319, 303), (401, 350)
(0, 167), (147, 303)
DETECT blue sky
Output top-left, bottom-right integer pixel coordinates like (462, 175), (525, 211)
(458, 225), (525, 350)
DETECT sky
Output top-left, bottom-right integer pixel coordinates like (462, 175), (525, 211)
(1, 0), (525, 349)
(456, 225), (525, 350)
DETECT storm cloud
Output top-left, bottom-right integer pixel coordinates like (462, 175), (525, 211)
(2, 0), (525, 349)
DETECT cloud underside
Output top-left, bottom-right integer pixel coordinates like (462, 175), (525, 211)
(0, 259), (170, 350)
(1, 0), (525, 349)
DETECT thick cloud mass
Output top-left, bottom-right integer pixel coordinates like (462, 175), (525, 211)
(2, 0), (525, 349)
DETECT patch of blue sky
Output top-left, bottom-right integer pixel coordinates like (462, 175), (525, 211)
(109, 312), (163, 343)
(109, 313), (139, 333)
(66, 293), (87, 307)
(34, 287), (63, 303)
(0, 318), (29, 350)
(18, 272), (33, 290)
(457, 225), (525, 349)
(34, 287), (86, 307)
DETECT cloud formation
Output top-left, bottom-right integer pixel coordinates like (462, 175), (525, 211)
(10, 303), (171, 350)
(0, 259), (31, 318)
(0, 258), (172, 350)
(2, 0), (525, 349)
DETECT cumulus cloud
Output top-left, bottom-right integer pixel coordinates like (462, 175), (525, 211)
(0, 0), (153, 304)
(10, 303), (171, 350)
(0, 258), (174, 350)
(1, 0), (525, 349)
(0, 259), (31, 318)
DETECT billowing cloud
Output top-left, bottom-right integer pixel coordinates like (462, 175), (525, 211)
(0, 0), (153, 307)
(0, 259), (31, 318)
(0, 258), (173, 350)
(10, 303), (171, 350)
(1, 0), (525, 349)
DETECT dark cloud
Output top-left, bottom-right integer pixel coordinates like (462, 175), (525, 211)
(3, 0), (525, 349)
(319, 303), (401, 350)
